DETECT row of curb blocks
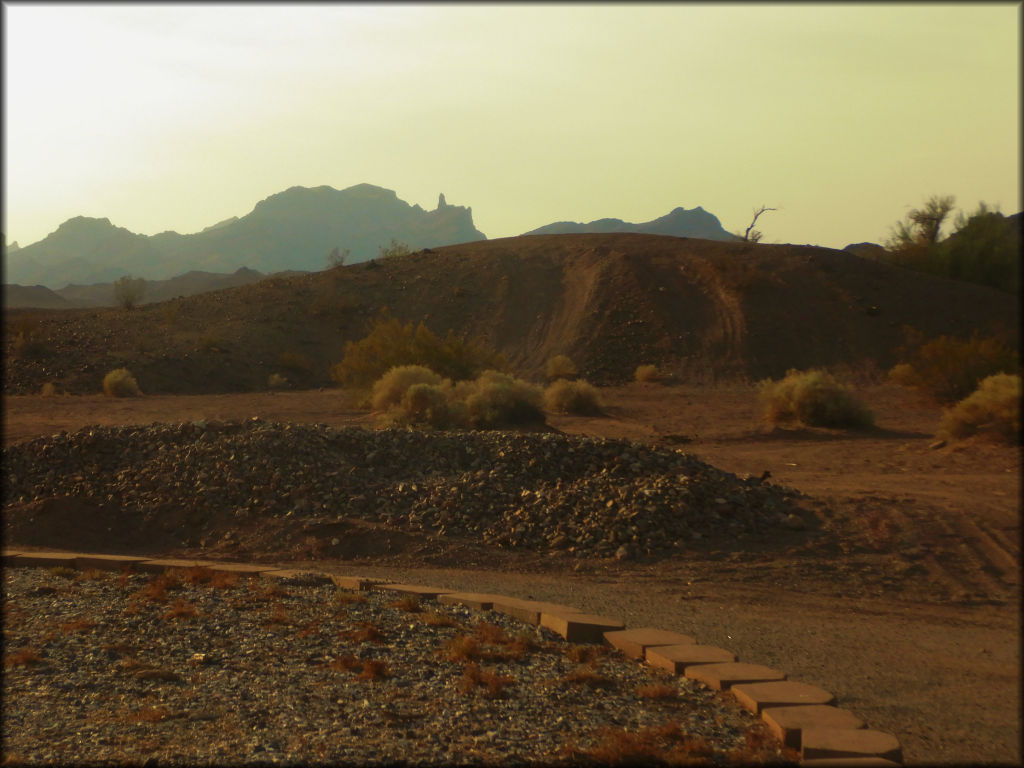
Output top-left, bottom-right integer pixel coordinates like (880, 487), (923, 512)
(3, 550), (903, 765)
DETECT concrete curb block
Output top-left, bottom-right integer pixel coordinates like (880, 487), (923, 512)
(2, 548), (904, 764)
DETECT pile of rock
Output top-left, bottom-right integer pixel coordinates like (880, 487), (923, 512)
(3, 420), (802, 559)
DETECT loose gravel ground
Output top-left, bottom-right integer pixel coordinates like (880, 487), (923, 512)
(3, 566), (794, 766)
(3, 421), (804, 562)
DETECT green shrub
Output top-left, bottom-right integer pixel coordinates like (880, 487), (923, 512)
(545, 355), (578, 381)
(888, 330), (1019, 403)
(331, 311), (506, 387)
(371, 365), (445, 412)
(102, 368), (141, 397)
(267, 373), (289, 390)
(460, 371), (545, 428)
(544, 379), (604, 415)
(759, 369), (872, 428)
(939, 373), (1020, 443)
(634, 364), (660, 383)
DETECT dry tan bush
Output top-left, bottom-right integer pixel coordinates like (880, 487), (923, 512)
(102, 368), (141, 397)
(371, 365), (444, 411)
(544, 379), (604, 415)
(545, 354), (578, 380)
(758, 369), (873, 428)
(267, 373), (288, 390)
(462, 370), (545, 427)
(634, 364), (660, 383)
(939, 373), (1020, 443)
(40, 382), (57, 397)
(392, 382), (463, 428)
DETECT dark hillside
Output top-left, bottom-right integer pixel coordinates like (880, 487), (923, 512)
(3, 233), (1017, 395)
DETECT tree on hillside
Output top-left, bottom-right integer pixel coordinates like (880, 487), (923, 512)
(113, 275), (146, 309)
(326, 246), (350, 269)
(884, 195), (956, 274)
(742, 205), (777, 243)
(880, 195), (1019, 293)
(943, 203), (1020, 294)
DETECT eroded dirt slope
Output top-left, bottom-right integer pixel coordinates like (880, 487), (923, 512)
(5, 234), (1017, 395)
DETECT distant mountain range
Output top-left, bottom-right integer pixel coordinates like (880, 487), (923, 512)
(3, 184), (740, 299)
(2, 267), (290, 310)
(3, 184), (485, 290)
(522, 206), (739, 241)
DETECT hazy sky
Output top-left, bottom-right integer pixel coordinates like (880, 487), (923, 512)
(3, 3), (1020, 251)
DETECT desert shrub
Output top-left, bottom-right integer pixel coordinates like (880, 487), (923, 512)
(113, 275), (146, 309)
(758, 368), (873, 428)
(634, 364), (660, 383)
(40, 382), (57, 397)
(374, 368), (544, 430)
(939, 373), (1020, 443)
(888, 329), (1019, 403)
(371, 365), (445, 411)
(545, 354), (578, 381)
(544, 379), (604, 415)
(102, 368), (141, 397)
(461, 370), (545, 428)
(331, 311), (506, 387)
(378, 238), (411, 260)
(267, 373), (288, 390)
(393, 382), (465, 429)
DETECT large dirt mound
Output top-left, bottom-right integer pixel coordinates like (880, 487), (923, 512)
(4, 233), (1017, 394)
(3, 420), (803, 562)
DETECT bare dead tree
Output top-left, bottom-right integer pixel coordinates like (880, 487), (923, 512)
(743, 205), (777, 243)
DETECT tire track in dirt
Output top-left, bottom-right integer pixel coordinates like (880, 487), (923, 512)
(882, 501), (1018, 602)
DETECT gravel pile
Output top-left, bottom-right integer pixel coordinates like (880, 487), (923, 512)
(3, 566), (786, 765)
(3, 420), (802, 559)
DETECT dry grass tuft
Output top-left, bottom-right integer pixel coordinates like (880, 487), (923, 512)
(128, 706), (174, 723)
(421, 611), (460, 628)
(328, 654), (362, 672)
(264, 603), (292, 627)
(357, 659), (389, 681)
(443, 634), (482, 662)
(136, 573), (184, 604)
(344, 622), (384, 644)
(571, 722), (718, 765)
(473, 621), (510, 646)
(5, 647), (45, 668)
(161, 599), (198, 621)
(565, 644), (606, 667)
(59, 617), (98, 634)
(133, 668), (184, 682)
(560, 667), (616, 689)
(333, 590), (369, 606)
(636, 682), (678, 700)
(459, 662), (515, 699)
(249, 581), (289, 602)
(390, 595), (422, 613)
(48, 566), (77, 580)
